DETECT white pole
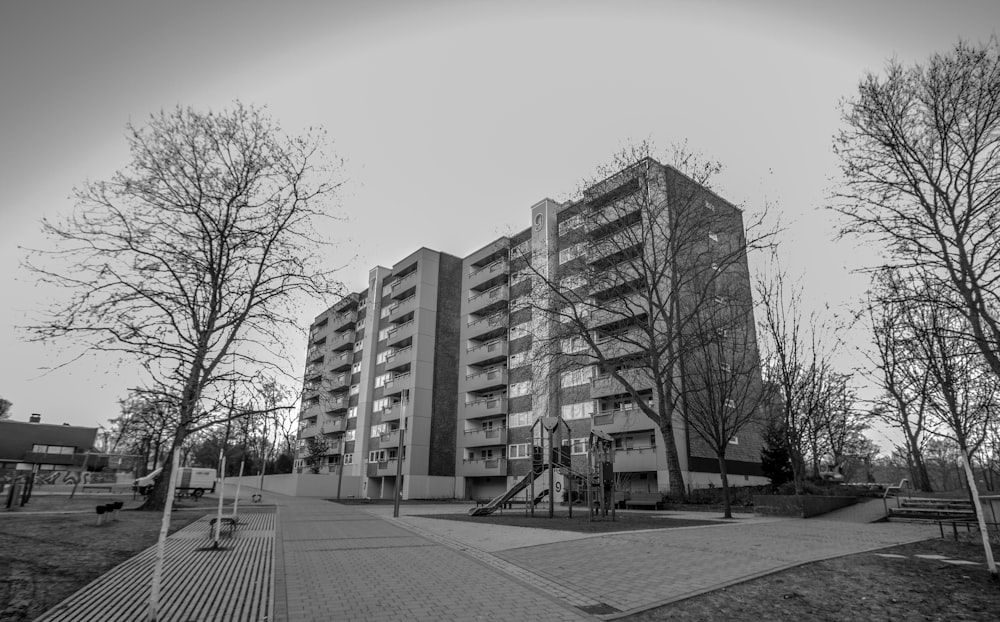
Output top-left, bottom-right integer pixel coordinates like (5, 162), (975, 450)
(232, 460), (245, 518)
(147, 446), (181, 622)
(214, 456), (226, 547)
(960, 451), (997, 578)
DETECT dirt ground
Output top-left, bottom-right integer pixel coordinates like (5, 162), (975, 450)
(421, 509), (722, 533)
(0, 498), (204, 622)
(632, 538), (1000, 621)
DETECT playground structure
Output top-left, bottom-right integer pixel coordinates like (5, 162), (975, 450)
(468, 415), (618, 521)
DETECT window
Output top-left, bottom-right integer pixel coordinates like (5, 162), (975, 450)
(380, 305), (392, 318)
(561, 336), (587, 354)
(716, 327), (729, 338)
(378, 328), (390, 341)
(570, 438), (588, 455)
(374, 373), (391, 388)
(704, 199), (716, 212)
(349, 384), (360, 395)
(373, 398), (389, 411)
(559, 367), (592, 388)
(344, 430), (356, 441)
(729, 437), (739, 445)
(721, 362), (732, 374)
(509, 351), (528, 369)
(714, 295), (726, 305)
(352, 362), (363, 374)
(369, 449), (387, 462)
(357, 318), (366, 329)
(711, 262), (720, 271)
(725, 398), (736, 409)
(354, 340), (364, 352)
(509, 443), (530, 459)
(508, 411), (535, 428)
(347, 406), (358, 418)
(509, 381), (530, 398)
(31, 445), (74, 454)
(370, 423), (389, 438)
(560, 401), (594, 420)
(343, 453), (354, 464)
(377, 350), (391, 364)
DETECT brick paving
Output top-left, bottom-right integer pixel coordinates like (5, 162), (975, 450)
(273, 496), (592, 621)
(29, 484), (943, 621)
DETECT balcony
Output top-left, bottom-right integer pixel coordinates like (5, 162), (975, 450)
(332, 310), (358, 332)
(304, 364), (322, 380)
(298, 424), (320, 439)
(465, 367), (508, 393)
(322, 415), (347, 432)
(467, 284), (509, 315)
(390, 271), (417, 294)
(325, 394), (349, 413)
(587, 201), (641, 235)
(460, 427), (508, 448)
(306, 344), (325, 363)
(386, 320), (416, 347)
(309, 320), (333, 344)
(328, 371), (351, 391)
(465, 338), (508, 366)
(383, 371), (414, 397)
(591, 408), (653, 435)
(613, 446), (660, 471)
(328, 350), (353, 371)
(330, 329), (356, 351)
(590, 369), (654, 398)
(588, 223), (643, 264)
(468, 258), (509, 290)
(384, 346), (412, 371)
(466, 312), (508, 341)
(380, 400), (408, 423)
(593, 331), (646, 360)
(300, 399), (321, 419)
(464, 396), (508, 418)
(460, 458), (507, 477)
(366, 459), (402, 477)
(587, 293), (646, 329)
(386, 295), (417, 321)
(325, 440), (343, 455)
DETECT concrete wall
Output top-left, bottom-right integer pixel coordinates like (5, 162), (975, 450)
(753, 494), (857, 518)
(224, 474), (362, 499)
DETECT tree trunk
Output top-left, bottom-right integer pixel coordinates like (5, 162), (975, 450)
(657, 416), (687, 502)
(142, 424), (189, 511)
(904, 430), (933, 491)
(718, 453), (732, 519)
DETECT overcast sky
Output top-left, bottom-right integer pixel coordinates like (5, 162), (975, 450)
(1, 0), (997, 448)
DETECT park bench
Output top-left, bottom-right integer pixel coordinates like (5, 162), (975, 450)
(208, 516), (237, 537)
(624, 492), (664, 510)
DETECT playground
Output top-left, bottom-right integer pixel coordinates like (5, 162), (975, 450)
(423, 509), (723, 533)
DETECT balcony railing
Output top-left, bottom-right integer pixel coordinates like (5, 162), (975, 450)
(386, 320), (415, 345)
(464, 396), (508, 418)
(613, 446), (659, 471)
(461, 427), (508, 447)
(590, 369), (652, 398)
(465, 367), (508, 392)
(390, 271), (417, 291)
(460, 458), (507, 477)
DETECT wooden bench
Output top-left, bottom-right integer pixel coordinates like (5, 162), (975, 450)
(208, 517), (237, 537)
(624, 492), (664, 510)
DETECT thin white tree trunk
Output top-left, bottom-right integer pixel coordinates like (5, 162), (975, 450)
(960, 449), (997, 578)
(147, 446), (181, 621)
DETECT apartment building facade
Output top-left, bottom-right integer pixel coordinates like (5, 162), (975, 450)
(297, 159), (768, 500)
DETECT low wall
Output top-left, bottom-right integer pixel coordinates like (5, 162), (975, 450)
(223, 474), (362, 499)
(753, 494), (858, 518)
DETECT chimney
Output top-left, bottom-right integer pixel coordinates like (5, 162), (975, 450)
(29, 413), (41, 423)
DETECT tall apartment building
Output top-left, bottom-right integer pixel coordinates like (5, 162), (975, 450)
(297, 158), (767, 500)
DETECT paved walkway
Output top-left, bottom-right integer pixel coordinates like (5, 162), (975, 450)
(34, 485), (942, 620)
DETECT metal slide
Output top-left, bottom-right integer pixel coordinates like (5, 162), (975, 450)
(468, 466), (549, 516)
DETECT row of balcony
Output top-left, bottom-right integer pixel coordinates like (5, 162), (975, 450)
(458, 445), (661, 478)
(467, 284), (509, 315)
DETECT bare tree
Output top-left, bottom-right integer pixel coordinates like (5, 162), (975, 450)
(512, 143), (772, 501)
(834, 37), (1000, 383)
(865, 269), (935, 490)
(681, 280), (768, 517)
(0, 397), (12, 419)
(755, 262), (841, 494)
(24, 103), (344, 510)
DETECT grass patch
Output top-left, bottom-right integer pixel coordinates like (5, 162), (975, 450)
(418, 509), (722, 533)
(632, 538), (1000, 621)
(0, 503), (204, 621)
